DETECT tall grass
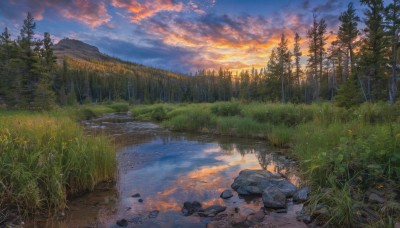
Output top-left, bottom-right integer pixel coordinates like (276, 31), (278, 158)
(0, 112), (116, 217)
(130, 101), (400, 226)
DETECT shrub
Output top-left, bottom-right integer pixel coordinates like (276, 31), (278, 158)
(211, 102), (241, 116)
(165, 108), (214, 131)
(108, 103), (129, 112)
(150, 106), (167, 121)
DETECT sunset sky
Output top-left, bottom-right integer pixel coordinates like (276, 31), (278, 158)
(0, 0), (363, 73)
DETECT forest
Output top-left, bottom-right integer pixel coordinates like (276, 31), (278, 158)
(0, 1), (399, 108)
(0, 0), (399, 227)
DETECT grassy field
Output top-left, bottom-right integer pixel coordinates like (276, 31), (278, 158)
(0, 104), (124, 219)
(131, 101), (400, 227)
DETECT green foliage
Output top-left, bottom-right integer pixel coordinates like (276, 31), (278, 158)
(335, 76), (363, 108)
(0, 112), (116, 216)
(108, 103), (129, 112)
(150, 106), (167, 121)
(243, 103), (315, 126)
(211, 102), (241, 116)
(165, 108), (214, 132)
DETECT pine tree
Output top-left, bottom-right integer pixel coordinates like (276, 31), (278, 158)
(307, 14), (327, 100)
(32, 32), (56, 110)
(18, 12), (41, 108)
(276, 33), (291, 103)
(338, 2), (360, 75)
(384, 0), (400, 104)
(293, 33), (302, 87)
(360, 0), (388, 101)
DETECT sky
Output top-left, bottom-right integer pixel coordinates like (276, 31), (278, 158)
(0, 0), (364, 73)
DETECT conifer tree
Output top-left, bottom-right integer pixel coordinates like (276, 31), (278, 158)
(360, 0), (388, 101)
(384, 0), (400, 104)
(338, 2), (360, 75)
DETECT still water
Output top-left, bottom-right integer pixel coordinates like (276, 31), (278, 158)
(34, 113), (303, 227)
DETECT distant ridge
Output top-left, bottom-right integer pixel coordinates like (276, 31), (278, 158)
(52, 38), (184, 79)
(54, 38), (114, 62)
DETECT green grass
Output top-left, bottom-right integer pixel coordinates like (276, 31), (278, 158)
(130, 101), (400, 226)
(0, 110), (116, 217)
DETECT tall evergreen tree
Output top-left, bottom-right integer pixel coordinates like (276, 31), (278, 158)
(384, 0), (400, 104)
(293, 33), (302, 87)
(307, 14), (327, 100)
(360, 0), (388, 101)
(276, 33), (291, 103)
(32, 32), (56, 110)
(18, 12), (41, 108)
(338, 2), (360, 75)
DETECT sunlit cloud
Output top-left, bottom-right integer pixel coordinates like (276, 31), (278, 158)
(0, 0), (355, 72)
(111, 0), (184, 23)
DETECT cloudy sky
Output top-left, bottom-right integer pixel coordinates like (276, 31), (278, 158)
(0, 0), (363, 73)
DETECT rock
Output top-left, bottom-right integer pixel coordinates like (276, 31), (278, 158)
(231, 169), (297, 196)
(116, 219), (128, 227)
(276, 180), (298, 197)
(302, 215), (312, 224)
(246, 209), (265, 223)
(293, 187), (310, 203)
(131, 193), (141, 198)
(368, 193), (384, 204)
(148, 210), (159, 219)
(395, 222), (400, 228)
(138, 199), (143, 203)
(129, 216), (143, 225)
(262, 186), (286, 209)
(220, 189), (233, 199)
(198, 205), (226, 217)
(239, 207), (255, 218)
(181, 201), (202, 216)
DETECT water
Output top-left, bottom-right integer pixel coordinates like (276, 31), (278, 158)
(35, 113), (304, 227)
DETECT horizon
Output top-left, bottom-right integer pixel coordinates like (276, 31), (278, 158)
(0, 0), (366, 73)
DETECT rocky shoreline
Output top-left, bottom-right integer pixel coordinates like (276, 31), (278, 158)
(115, 169), (310, 227)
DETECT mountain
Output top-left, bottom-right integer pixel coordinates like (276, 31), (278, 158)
(53, 38), (183, 79)
(53, 38), (115, 62)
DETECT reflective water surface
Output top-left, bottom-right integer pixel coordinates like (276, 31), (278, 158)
(34, 113), (303, 227)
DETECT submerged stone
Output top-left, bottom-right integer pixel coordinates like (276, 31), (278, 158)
(220, 189), (233, 199)
(116, 219), (128, 227)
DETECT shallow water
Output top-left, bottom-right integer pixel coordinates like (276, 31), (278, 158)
(36, 113), (304, 227)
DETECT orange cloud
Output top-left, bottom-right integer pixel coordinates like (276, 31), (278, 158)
(60, 0), (111, 27)
(112, 0), (184, 23)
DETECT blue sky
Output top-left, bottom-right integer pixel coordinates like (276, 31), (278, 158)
(0, 0), (365, 73)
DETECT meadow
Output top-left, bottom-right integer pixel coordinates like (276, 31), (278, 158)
(0, 104), (127, 219)
(131, 101), (400, 227)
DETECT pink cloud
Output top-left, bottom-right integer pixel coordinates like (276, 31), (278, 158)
(112, 0), (184, 23)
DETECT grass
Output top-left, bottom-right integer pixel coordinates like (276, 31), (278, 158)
(131, 101), (400, 226)
(0, 109), (116, 218)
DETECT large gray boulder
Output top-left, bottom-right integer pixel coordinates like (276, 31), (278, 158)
(231, 169), (297, 197)
(262, 186), (286, 209)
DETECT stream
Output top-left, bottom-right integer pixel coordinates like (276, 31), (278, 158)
(31, 113), (305, 227)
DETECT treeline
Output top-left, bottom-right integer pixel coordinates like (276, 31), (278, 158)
(0, 13), (56, 109)
(0, 0), (399, 109)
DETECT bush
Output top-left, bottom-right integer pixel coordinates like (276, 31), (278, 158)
(211, 102), (241, 116)
(108, 103), (129, 112)
(165, 108), (214, 131)
(150, 106), (167, 121)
